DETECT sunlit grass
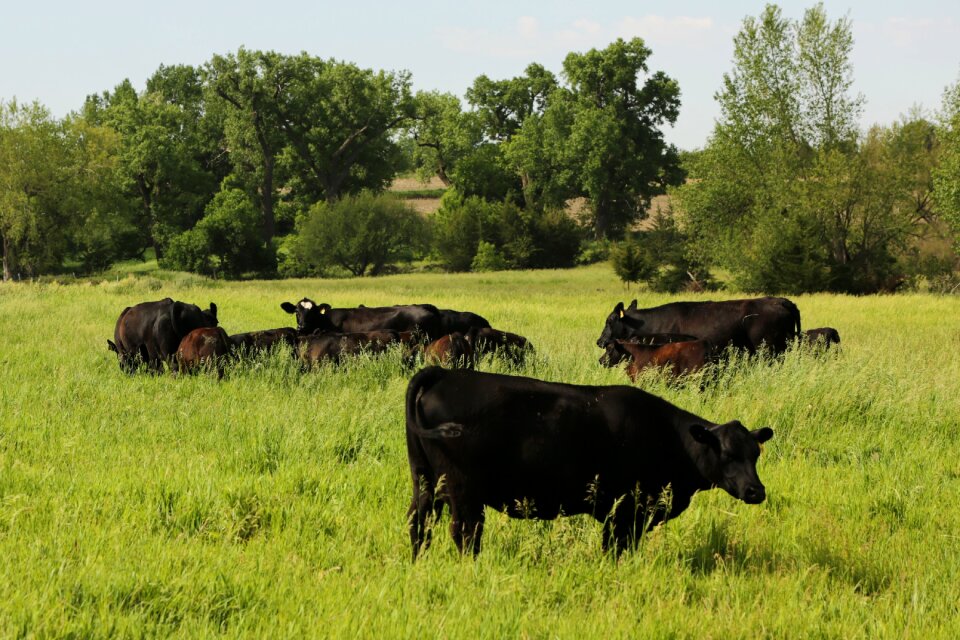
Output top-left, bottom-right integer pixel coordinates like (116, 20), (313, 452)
(1, 264), (959, 637)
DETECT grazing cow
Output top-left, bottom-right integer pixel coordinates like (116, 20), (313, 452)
(437, 309), (491, 334)
(108, 299), (218, 372)
(466, 327), (533, 364)
(800, 327), (841, 349)
(619, 340), (712, 381)
(229, 328), (298, 354)
(176, 327), (231, 376)
(281, 299), (444, 338)
(296, 331), (397, 366)
(599, 334), (699, 367)
(597, 297), (800, 355)
(422, 332), (475, 368)
(406, 367), (773, 559)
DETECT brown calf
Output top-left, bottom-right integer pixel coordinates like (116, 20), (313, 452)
(466, 327), (533, 364)
(422, 332), (475, 368)
(176, 327), (232, 376)
(616, 339), (712, 381)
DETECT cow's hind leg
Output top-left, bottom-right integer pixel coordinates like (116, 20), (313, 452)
(409, 473), (437, 561)
(449, 502), (485, 557)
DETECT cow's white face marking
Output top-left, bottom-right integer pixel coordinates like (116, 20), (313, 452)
(301, 301), (314, 310)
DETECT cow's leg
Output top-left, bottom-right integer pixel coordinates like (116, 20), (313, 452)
(601, 497), (639, 556)
(408, 473), (436, 561)
(449, 497), (484, 557)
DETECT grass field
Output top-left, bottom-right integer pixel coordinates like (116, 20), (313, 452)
(2, 264), (959, 638)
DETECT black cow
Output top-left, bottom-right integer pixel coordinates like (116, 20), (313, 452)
(465, 327), (533, 364)
(108, 299), (218, 372)
(437, 309), (490, 334)
(229, 328), (298, 354)
(800, 327), (841, 349)
(296, 330), (397, 366)
(281, 298), (444, 338)
(597, 297), (800, 355)
(406, 367), (773, 559)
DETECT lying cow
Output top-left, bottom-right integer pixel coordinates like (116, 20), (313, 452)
(598, 297), (800, 355)
(421, 332), (475, 368)
(465, 327), (533, 364)
(176, 327), (231, 376)
(437, 309), (490, 334)
(229, 328), (298, 354)
(800, 327), (841, 349)
(108, 299), (218, 372)
(406, 367), (773, 559)
(281, 299), (444, 339)
(296, 330), (397, 366)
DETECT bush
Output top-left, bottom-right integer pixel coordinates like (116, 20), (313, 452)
(471, 241), (509, 271)
(162, 188), (272, 278)
(290, 191), (427, 277)
(432, 191), (583, 271)
(611, 212), (715, 292)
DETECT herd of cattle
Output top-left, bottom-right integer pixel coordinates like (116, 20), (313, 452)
(106, 294), (839, 558)
(106, 297), (531, 374)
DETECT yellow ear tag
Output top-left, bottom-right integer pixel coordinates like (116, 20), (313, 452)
(759, 443), (765, 455)
(320, 307), (326, 314)
(619, 309), (624, 318)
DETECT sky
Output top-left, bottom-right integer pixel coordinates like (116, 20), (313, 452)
(2, 1), (958, 150)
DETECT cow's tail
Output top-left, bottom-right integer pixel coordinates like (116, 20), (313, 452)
(169, 300), (184, 338)
(406, 367), (465, 439)
(782, 298), (801, 337)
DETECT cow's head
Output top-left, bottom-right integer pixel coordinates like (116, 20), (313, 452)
(597, 300), (642, 348)
(599, 340), (630, 367)
(689, 421), (773, 504)
(200, 302), (218, 326)
(107, 339), (144, 373)
(281, 298), (334, 334)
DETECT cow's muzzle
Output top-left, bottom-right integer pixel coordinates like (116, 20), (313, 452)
(741, 484), (766, 504)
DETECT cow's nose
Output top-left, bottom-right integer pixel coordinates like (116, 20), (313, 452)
(743, 485), (766, 504)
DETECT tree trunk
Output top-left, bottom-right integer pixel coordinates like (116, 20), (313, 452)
(261, 154), (276, 241)
(2, 232), (12, 282)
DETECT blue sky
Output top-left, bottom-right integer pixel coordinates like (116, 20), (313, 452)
(2, 1), (958, 149)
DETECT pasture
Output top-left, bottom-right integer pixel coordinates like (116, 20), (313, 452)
(1, 264), (959, 638)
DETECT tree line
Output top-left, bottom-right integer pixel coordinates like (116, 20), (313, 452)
(2, 3), (960, 293)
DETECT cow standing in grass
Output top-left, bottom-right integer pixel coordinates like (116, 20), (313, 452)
(108, 299), (219, 372)
(406, 367), (773, 559)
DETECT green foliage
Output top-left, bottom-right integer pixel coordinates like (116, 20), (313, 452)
(163, 188), (271, 278)
(432, 192), (582, 271)
(471, 241), (508, 271)
(934, 77), (960, 245)
(610, 212), (714, 292)
(678, 4), (942, 293)
(288, 191), (426, 277)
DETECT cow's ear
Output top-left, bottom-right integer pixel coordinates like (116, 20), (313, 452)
(752, 427), (774, 444)
(689, 424), (719, 447)
(107, 339), (118, 353)
(613, 302), (624, 318)
(281, 302), (297, 314)
(209, 302), (217, 318)
(628, 299), (638, 310)
(319, 303), (330, 315)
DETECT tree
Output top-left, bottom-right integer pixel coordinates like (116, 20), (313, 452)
(82, 66), (221, 258)
(408, 91), (483, 187)
(289, 192), (426, 276)
(676, 4), (926, 293)
(935, 76), (960, 244)
(205, 49), (287, 242)
(269, 53), (415, 203)
(559, 38), (684, 238)
(163, 187), (270, 278)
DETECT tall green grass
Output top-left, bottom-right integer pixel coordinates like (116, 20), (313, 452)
(1, 264), (959, 637)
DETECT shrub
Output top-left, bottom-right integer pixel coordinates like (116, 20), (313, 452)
(471, 241), (509, 271)
(292, 191), (427, 277)
(162, 188), (271, 278)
